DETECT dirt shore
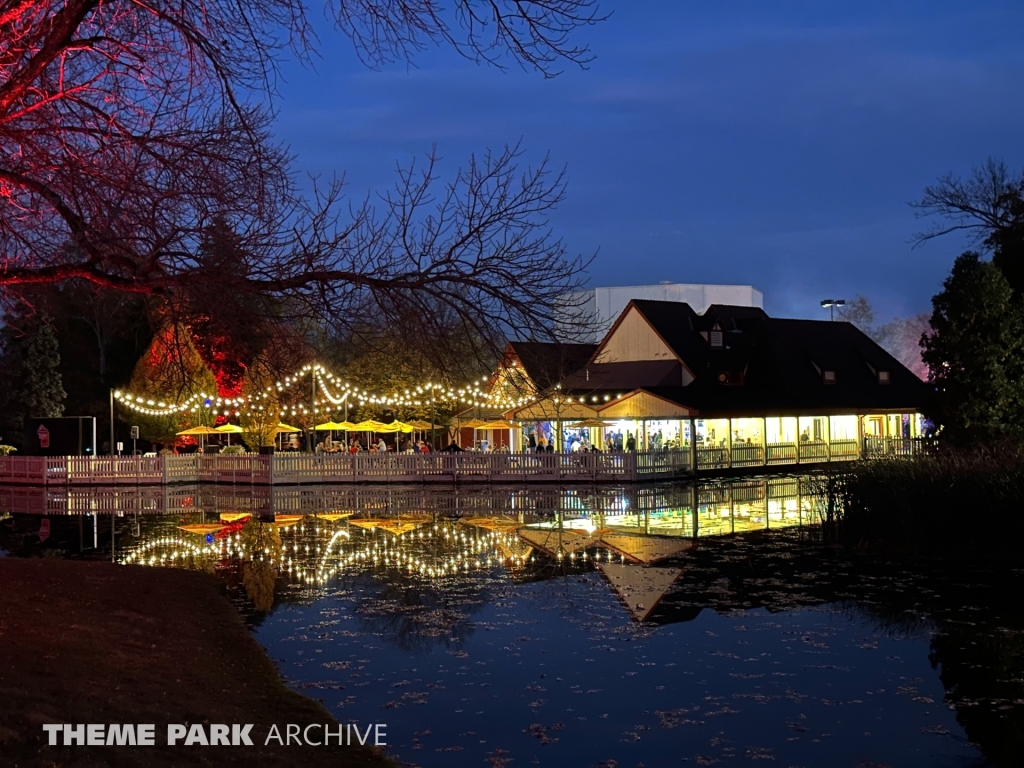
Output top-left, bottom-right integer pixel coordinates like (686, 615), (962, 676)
(0, 558), (395, 767)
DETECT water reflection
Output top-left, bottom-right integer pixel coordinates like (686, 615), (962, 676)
(1, 476), (1021, 766)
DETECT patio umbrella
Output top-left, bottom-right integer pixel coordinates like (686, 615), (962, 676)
(377, 421), (414, 433)
(219, 512), (251, 523)
(215, 423), (244, 446)
(460, 516), (524, 534)
(566, 419), (608, 429)
(274, 423), (301, 451)
(178, 523), (225, 535)
(176, 426), (221, 435)
(176, 425), (220, 451)
(314, 421), (344, 431)
(407, 419), (438, 430)
(479, 420), (518, 429)
(352, 420), (387, 432)
(461, 418), (488, 449)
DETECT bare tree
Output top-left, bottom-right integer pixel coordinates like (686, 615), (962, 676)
(913, 158), (1024, 292)
(913, 159), (1024, 246)
(0, 1), (602, 363)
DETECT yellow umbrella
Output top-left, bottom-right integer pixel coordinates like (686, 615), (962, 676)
(176, 425), (220, 451)
(178, 524), (225, 535)
(352, 420), (387, 432)
(314, 421), (344, 431)
(335, 421), (359, 430)
(176, 426), (221, 435)
(275, 423), (301, 433)
(215, 423), (244, 446)
(460, 418), (488, 450)
(378, 421), (414, 433)
(407, 419), (438, 430)
(479, 420), (518, 430)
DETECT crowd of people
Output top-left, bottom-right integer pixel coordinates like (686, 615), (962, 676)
(315, 435), (440, 454)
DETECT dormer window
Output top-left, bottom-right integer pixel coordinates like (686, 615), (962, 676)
(878, 370), (890, 385)
(822, 370), (836, 385)
(709, 330), (723, 348)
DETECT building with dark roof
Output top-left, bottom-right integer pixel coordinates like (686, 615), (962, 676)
(485, 299), (928, 470)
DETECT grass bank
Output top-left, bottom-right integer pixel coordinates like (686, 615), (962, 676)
(0, 558), (395, 767)
(833, 446), (1024, 557)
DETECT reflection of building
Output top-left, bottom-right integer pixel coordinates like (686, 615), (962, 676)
(3, 476), (826, 624)
(492, 300), (927, 468)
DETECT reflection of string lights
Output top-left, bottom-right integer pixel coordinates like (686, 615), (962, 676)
(120, 517), (534, 586)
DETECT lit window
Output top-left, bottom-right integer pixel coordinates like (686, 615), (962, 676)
(878, 371), (890, 384)
(823, 370), (836, 384)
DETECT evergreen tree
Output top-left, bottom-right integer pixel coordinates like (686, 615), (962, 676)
(21, 319), (66, 418)
(921, 252), (1024, 442)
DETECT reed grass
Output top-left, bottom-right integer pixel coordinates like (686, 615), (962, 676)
(831, 443), (1024, 557)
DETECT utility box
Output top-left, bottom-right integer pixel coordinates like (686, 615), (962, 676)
(22, 417), (97, 456)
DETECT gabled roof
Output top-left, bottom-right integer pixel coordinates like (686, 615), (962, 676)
(637, 316), (928, 415)
(506, 341), (597, 391)
(703, 304), (770, 325)
(501, 301), (928, 418)
(609, 299), (702, 363)
(561, 360), (684, 390)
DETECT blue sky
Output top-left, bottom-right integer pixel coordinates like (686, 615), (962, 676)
(270, 0), (1024, 320)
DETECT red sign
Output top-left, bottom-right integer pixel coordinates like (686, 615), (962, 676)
(36, 425), (50, 449)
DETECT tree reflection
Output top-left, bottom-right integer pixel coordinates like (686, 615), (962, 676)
(239, 520), (282, 613)
(351, 571), (489, 653)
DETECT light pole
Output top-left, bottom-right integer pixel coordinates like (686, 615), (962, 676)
(820, 298), (845, 321)
(109, 388), (115, 456)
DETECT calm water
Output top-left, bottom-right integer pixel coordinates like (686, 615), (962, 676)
(1, 479), (1020, 767)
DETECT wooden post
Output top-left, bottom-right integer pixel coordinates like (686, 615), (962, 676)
(761, 416), (767, 466)
(825, 416), (832, 464)
(794, 418), (801, 465)
(726, 418), (733, 469)
(688, 418), (697, 473)
(690, 484), (698, 540)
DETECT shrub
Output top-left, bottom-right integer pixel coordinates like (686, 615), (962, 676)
(834, 442), (1024, 557)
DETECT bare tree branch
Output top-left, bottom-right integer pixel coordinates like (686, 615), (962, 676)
(911, 158), (1024, 250)
(0, 0), (602, 364)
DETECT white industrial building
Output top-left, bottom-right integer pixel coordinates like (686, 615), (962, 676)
(559, 282), (764, 341)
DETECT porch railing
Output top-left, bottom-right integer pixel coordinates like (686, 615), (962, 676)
(863, 436), (927, 458)
(0, 450), (691, 486)
(0, 437), (927, 486)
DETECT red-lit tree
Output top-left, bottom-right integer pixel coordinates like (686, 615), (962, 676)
(0, 1), (601, 367)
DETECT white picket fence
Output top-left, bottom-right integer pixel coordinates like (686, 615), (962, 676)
(0, 450), (692, 486)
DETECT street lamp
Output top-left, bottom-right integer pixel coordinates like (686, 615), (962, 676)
(820, 298), (845, 321)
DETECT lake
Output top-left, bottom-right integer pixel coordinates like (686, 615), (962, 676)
(1, 476), (1019, 767)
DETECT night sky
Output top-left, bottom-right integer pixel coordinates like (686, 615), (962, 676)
(271, 0), (1024, 320)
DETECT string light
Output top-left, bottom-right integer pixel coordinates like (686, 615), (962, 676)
(114, 361), (543, 417)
